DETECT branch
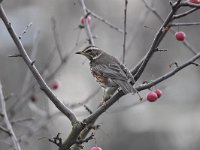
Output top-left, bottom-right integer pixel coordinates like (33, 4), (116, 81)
(136, 52), (200, 91)
(170, 22), (200, 27)
(19, 22), (32, 39)
(180, 1), (200, 8)
(122, 0), (128, 63)
(0, 5), (78, 125)
(87, 9), (123, 33)
(173, 7), (199, 19)
(84, 91), (125, 124)
(10, 117), (35, 125)
(0, 83), (22, 150)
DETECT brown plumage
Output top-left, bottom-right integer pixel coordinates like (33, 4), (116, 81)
(76, 46), (135, 94)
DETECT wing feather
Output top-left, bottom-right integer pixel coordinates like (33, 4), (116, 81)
(91, 64), (135, 93)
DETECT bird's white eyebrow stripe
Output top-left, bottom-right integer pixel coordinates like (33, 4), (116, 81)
(84, 46), (99, 51)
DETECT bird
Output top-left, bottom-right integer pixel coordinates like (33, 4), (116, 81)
(76, 46), (136, 94)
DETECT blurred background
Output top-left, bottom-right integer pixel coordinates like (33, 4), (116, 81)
(0, 0), (200, 150)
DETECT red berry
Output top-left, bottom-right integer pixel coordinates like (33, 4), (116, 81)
(146, 92), (158, 102)
(30, 95), (36, 102)
(155, 89), (162, 98)
(91, 147), (102, 150)
(175, 31), (186, 41)
(189, 0), (200, 4)
(51, 81), (59, 90)
(87, 15), (92, 24)
(80, 15), (92, 25)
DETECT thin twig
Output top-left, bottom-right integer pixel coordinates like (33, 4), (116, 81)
(141, 0), (164, 22)
(122, 0), (128, 63)
(19, 22), (32, 39)
(0, 125), (12, 136)
(87, 9), (123, 33)
(173, 7), (199, 19)
(11, 117), (35, 125)
(170, 22), (200, 27)
(0, 83), (22, 150)
(8, 54), (22, 57)
(180, 1), (200, 8)
(51, 17), (64, 61)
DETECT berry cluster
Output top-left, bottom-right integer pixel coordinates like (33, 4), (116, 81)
(80, 15), (92, 25)
(146, 89), (162, 102)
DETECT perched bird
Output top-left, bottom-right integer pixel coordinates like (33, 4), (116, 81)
(76, 46), (136, 94)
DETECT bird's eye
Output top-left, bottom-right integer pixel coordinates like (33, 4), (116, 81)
(86, 49), (92, 53)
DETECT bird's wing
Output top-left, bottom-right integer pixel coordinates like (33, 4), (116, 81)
(118, 63), (135, 83)
(92, 64), (135, 94)
(92, 64), (128, 81)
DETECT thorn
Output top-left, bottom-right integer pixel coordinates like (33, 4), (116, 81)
(31, 60), (36, 66)
(155, 48), (168, 52)
(8, 54), (22, 57)
(84, 105), (93, 114)
(169, 62), (179, 68)
(191, 62), (200, 66)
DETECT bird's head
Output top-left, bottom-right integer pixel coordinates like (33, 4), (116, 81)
(76, 46), (103, 61)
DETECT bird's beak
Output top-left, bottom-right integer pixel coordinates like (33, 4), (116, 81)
(75, 51), (84, 55)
